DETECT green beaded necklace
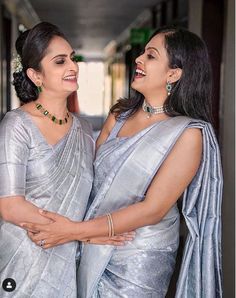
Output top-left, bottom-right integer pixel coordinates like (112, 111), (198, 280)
(35, 103), (70, 125)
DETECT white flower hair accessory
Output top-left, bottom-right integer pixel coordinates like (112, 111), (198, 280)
(12, 54), (23, 73)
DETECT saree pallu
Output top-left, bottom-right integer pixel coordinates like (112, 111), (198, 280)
(0, 109), (94, 298)
(77, 116), (222, 298)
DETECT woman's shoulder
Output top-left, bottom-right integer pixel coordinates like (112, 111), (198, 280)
(0, 108), (30, 140)
(181, 126), (203, 144)
(103, 113), (117, 133)
(1, 108), (25, 127)
(172, 115), (211, 129)
(183, 116), (214, 133)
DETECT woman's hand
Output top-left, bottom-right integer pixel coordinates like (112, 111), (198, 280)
(21, 209), (135, 249)
(21, 209), (77, 248)
(81, 233), (135, 247)
(26, 232), (135, 249)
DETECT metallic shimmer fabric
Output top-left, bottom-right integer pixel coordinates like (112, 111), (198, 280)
(77, 116), (222, 298)
(0, 109), (94, 298)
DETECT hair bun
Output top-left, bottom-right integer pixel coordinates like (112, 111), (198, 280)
(12, 22), (66, 103)
(13, 71), (38, 103)
(15, 30), (30, 57)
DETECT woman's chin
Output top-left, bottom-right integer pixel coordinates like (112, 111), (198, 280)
(131, 81), (138, 91)
(131, 82), (142, 93)
(65, 86), (78, 93)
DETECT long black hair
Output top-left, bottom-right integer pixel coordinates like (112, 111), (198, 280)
(12, 22), (67, 103)
(111, 26), (213, 123)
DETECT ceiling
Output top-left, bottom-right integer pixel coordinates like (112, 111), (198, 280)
(28, 0), (160, 60)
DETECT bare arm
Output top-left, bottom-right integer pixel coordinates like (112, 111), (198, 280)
(0, 196), (52, 225)
(22, 128), (202, 247)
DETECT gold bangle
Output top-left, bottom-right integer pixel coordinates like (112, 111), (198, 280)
(106, 214), (112, 237)
(111, 214), (115, 237)
(107, 213), (115, 237)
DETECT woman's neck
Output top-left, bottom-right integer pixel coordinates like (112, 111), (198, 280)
(144, 92), (167, 107)
(37, 93), (68, 118)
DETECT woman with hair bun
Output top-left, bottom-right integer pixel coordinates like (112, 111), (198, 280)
(22, 27), (223, 297)
(0, 22), (130, 297)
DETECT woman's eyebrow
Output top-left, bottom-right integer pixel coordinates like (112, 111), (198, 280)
(146, 47), (160, 55)
(51, 51), (75, 60)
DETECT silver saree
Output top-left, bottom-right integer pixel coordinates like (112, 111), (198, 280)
(77, 116), (222, 298)
(0, 109), (94, 297)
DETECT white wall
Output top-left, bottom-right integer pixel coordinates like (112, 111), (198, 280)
(78, 62), (105, 116)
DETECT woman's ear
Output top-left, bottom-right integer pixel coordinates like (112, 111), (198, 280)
(167, 68), (182, 84)
(26, 68), (42, 87)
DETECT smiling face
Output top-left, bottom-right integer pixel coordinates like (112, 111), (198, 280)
(28, 36), (79, 97)
(131, 33), (180, 102)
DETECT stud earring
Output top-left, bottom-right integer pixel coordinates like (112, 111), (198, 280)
(166, 82), (172, 96)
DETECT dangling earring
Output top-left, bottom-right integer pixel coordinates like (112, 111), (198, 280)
(166, 82), (172, 96)
(37, 86), (42, 93)
(36, 83), (42, 93)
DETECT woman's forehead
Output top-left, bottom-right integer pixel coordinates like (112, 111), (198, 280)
(45, 36), (73, 57)
(146, 34), (165, 48)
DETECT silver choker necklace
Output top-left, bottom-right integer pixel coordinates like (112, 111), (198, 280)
(142, 100), (166, 118)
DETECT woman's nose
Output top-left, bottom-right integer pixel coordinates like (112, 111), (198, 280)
(69, 59), (79, 72)
(135, 55), (144, 65)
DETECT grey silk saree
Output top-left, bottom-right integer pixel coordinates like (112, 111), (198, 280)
(78, 116), (222, 298)
(0, 109), (94, 297)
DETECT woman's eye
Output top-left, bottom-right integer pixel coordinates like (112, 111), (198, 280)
(55, 59), (65, 64)
(71, 56), (78, 62)
(147, 54), (155, 59)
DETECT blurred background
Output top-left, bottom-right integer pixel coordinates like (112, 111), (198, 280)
(0, 0), (234, 296)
